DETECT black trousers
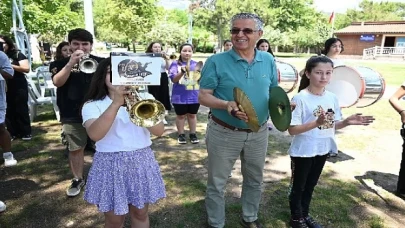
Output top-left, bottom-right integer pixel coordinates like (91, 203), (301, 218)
(289, 154), (327, 219)
(6, 79), (31, 137)
(147, 72), (171, 111)
(398, 130), (405, 193)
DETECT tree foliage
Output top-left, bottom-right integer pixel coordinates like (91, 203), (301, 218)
(334, 0), (405, 29)
(0, 0), (83, 41)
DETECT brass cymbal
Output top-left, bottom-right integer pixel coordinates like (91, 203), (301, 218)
(233, 87), (260, 132)
(269, 86), (291, 132)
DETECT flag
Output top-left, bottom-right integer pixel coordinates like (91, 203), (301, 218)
(329, 11), (335, 24)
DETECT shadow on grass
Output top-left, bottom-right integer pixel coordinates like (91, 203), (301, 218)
(325, 150), (355, 164)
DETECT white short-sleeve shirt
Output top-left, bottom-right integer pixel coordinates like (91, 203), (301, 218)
(160, 58), (166, 73)
(329, 57), (345, 67)
(288, 90), (343, 157)
(82, 96), (152, 152)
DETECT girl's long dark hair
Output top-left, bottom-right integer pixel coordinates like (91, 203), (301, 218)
(256, 39), (274, 57)
(55, 41), (69, 60)
(298, 56), (334, 92)
(0, 34), (18, 58)
(177, 43), (194, 64)
(321, 38), (344, 55)
(145, 41), (161, 53)
(83, 57), (111, 104)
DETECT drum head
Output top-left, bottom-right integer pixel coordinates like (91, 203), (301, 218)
(331, 66), (365, 98)
(326, 80), (358, 108)
(354, 66), (386, 108)
(276, 61), (299, 93)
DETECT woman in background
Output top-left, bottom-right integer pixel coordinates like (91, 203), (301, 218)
(0, 35), (31, 141)
(54, 41), (71, 61)
(223, 40), (233, 52)
(256, 38), (276, 130)
(321, 37), (345, 67)
(145, 42), (171, 124)
(256, 38), (275, 57)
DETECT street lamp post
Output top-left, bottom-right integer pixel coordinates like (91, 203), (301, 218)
(83, 0), (95, 37)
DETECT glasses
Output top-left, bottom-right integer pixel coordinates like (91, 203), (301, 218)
(230, 28), (258, 35)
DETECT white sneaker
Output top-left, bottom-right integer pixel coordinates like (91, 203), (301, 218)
(163, 119), (168, 125)
(0, 201), (6, 212)
(3, 152), (17, 167)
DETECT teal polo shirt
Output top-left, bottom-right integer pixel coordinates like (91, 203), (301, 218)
(200, 48), (278, 129)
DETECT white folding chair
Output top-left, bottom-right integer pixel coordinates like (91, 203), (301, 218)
(27, 78), (53, 122)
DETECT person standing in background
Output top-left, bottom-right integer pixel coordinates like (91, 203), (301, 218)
(0, 35), (32, 141)
(145, 42), (172, 124)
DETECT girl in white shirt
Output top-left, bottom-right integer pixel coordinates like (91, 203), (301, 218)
(322, 37), (345, 67)
(287, 56), (374, 228)
(81, 58), (166, 227)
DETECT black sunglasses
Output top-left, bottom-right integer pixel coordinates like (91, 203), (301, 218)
(230, 28), (258, 35)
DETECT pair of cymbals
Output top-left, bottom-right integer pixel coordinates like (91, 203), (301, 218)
(233, 87), (291, 132)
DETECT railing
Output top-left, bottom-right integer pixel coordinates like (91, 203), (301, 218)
(363, 46), (405, 59)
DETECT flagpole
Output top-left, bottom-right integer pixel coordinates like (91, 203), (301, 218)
(331, 11), (335, 37)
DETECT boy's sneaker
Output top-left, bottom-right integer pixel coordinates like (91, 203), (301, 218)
(66, 178), (85, 197)
(0, 201), (6, 212)
(189, 133), (199, 144)
(3, 152), (17, 167)
(304, 216), (322, 228)
(22, 135), (32, 141)
(290, 218), (309, 228)
(10, 136), (16, 141)
(163, 119), (168, 125)
(177, 134), (187, 144)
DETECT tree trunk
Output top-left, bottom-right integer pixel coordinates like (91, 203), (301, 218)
(275, 46), (278, 53)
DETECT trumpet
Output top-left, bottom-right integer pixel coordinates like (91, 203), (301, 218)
(72, 54), (98, 74)
(124, 86), (166, 127)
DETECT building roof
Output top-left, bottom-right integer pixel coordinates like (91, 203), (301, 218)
(334, 21), (405, 34)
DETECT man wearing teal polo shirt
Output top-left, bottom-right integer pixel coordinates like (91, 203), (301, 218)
(199, 13), (278, 228)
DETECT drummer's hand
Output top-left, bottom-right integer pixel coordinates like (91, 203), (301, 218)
(290, 102), (296, 111)
(227, 101), (248, 122)
(344, 113), (375, 126)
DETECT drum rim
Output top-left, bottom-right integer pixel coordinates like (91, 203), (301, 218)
(276, 60), (299, 94)
(355, 66), (386, 108)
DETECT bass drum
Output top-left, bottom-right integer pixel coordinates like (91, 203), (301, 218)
(276, 61), (299, 93)
(326, 66), (385, 108)
(354, 66), (386, 108)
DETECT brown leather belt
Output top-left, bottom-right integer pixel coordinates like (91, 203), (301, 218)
(211, 115), (253, 133)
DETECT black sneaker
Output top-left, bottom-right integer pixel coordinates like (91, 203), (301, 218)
(290, 218), (309, 228)
(189, 133), (199, 144)
(304, 216), (322, 228)
(10, 136), (16, 141)
(240, 218), (263, 228)
(66, 178), (85, 197)
(22, 135), (32, 141)
(177, 134), (187, 144)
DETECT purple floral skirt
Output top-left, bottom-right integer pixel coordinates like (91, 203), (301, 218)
(84, 147), (166, 215)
